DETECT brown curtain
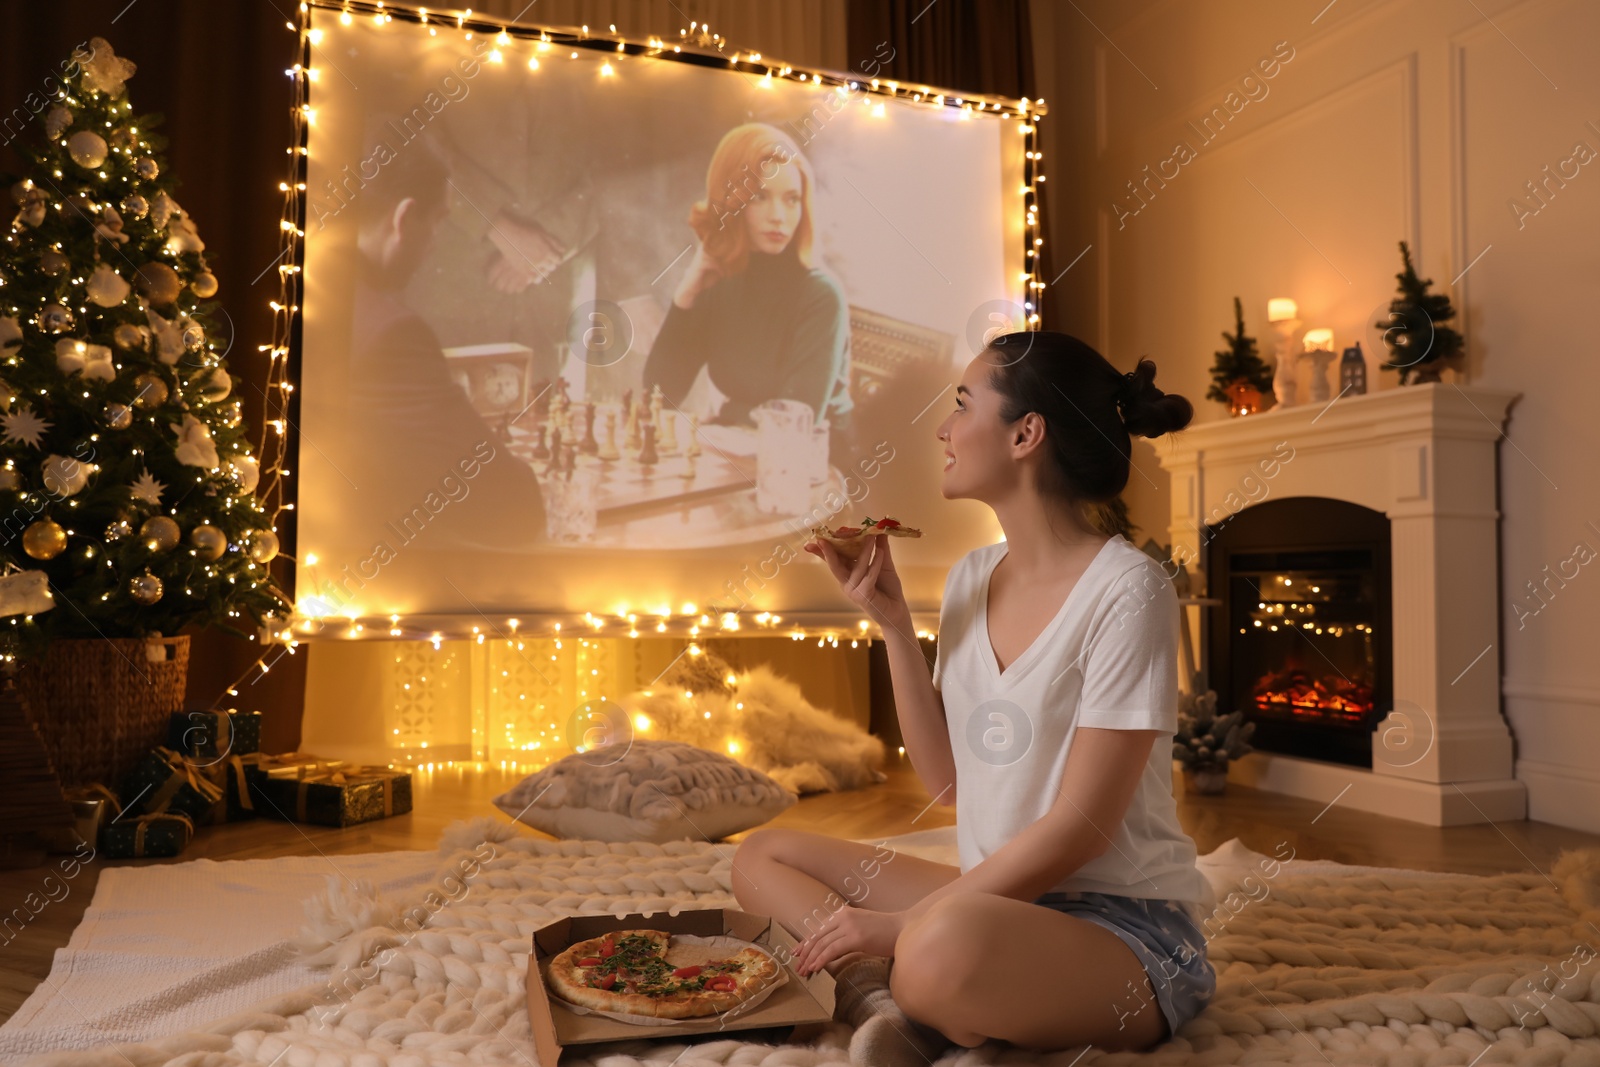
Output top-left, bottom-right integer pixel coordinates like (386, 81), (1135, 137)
(0, 1), (307, 750)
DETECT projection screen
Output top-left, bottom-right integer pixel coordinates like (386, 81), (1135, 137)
(296, 10), (1032, 629)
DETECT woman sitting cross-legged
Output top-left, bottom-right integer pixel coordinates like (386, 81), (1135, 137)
(732, 331), (1217, 1064)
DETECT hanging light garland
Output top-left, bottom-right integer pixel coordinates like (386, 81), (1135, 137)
(244, 0), (1048, 667)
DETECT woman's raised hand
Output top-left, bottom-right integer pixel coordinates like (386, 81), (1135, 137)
(804, 533), (912, 636)
(672, 241), (723, 310)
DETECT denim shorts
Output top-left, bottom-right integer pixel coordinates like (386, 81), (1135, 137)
(1033, 890), (1217, 1039)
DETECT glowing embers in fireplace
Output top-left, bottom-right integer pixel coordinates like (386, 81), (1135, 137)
(1238, 572), (1377, 722)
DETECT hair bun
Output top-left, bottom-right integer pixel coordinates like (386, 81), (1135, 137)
(1118, 358), (1194, 439)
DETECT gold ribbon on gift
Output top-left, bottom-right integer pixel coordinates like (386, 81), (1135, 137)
(125, 811), (195, 857)
(200, 754), (256, 823)
(142, 746), (225, 816)
(290, 767), (400, 822)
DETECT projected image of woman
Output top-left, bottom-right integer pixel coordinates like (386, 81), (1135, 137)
(643, 123), (854, 451)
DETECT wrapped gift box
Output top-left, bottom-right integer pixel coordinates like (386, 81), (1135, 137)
(251, 765), (412, 827)
(199, 754), (258, 824)
(100, 812), (194, 858)
(122, 746), (225, 822)
(167, 708), (262, 759)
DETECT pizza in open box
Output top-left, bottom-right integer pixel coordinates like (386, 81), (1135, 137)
(545, 929), (782, 1020)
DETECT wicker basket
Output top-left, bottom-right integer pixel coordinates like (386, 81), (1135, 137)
(14, 635), (191, 790)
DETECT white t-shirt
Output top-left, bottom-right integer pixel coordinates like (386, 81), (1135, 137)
(932, 534), (1210, 906)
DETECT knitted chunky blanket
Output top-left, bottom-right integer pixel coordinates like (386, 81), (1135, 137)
(18, 820), (1600, 1067)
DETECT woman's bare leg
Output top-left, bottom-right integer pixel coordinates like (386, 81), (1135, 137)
(731, 827), (961, 974)
(891, 891), (1169, 1052)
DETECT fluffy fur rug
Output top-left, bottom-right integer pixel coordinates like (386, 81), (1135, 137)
(618, 656), (887, 795)
(18, 822), (1600, 1067)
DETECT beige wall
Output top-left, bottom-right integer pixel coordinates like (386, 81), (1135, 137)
(1032, 0), (1600, 828)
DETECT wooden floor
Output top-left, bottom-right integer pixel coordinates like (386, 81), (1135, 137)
(4, 760), (1599, 1024)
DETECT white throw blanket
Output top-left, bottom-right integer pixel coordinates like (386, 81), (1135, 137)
(7, 822), (1600, 1067)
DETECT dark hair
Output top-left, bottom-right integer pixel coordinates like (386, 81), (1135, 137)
(985, 331), (1193, 502)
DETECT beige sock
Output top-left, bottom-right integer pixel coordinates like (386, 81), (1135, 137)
(831, 955), (956, 1067)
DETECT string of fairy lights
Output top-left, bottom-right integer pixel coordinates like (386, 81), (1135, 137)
(223, 0), (1048, 693)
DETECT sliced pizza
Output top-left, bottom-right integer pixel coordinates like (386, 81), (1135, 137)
(545, 930), (781, 1020)
(807, 516), (923, 562)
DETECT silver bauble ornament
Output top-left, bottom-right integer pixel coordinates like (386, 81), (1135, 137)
(247, 529), (279, 563)
(108, 127), (136, 152)
(36, 303), (74, 334)
(104, 402), (133, 429)
(128, 571), (163, 604)
(134, 157), (158, 181)
(190, 271), (218, 299)
(221, 401), (242, 428)
(119, 192), (148, 220)
(104, 517), (132, 541)
(190, 524), (226, 561)
(66, 131), (108, 169)
(40, 250), (69, 276)
(182, 321), (204, 350)
(140, 515), (180, 553)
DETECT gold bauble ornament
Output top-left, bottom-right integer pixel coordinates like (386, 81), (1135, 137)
(191, 272), (218, 299)
(22, 519), (67, 560)
(190, 524), (226, 560)
(119, 192), (148, 220)
(0, 468), (20, 491)
(104, 402), (133, 429)
(140, 515), (180, 553)
(128, 571), (163, 604)
(247, 529), (279, 563)
(130, 373), (168, 409)
(134, 261), (181, 306)
(135, 157), (159, 181)
(112, 323), (145, 351)
(40, 250), (69, 276)
(104, 517), (132, 542)
(66, 130), (108, 168)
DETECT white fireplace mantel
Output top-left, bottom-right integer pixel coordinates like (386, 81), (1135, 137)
(1153, 382), (1526, 827)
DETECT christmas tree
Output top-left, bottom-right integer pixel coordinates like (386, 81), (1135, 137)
(1205, 296), (1274, 412)
(1377, 239), (1464, 384)
(0, 38), (287, 659)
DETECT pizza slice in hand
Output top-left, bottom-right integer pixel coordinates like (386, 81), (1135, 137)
(807, 516), (923, 563)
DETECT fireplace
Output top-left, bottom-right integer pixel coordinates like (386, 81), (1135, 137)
(1154, 383), (1526, 826)
(1205, 498), (1392, 768)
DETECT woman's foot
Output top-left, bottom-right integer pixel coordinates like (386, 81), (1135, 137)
(831, 954), (956, 1067)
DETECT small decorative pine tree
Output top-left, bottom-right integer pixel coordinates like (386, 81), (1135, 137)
(1377, 240), (1464, 384)
(0, 38), (287, 660)
(1205, 296), (1274, 410)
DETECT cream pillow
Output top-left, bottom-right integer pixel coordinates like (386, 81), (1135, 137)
(492, 739), (797, 843)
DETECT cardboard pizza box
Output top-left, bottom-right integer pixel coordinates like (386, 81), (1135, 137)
(526, 907), (837, 1063)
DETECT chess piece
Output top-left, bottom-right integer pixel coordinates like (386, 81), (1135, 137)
(639, 422), (659, 466)
(648, 384), (664, 432)
(531, 424), (550, 460)
(579, 402), (598, 455)
(553, 375), (570, 406)
(624, 396), (642, 454)
(548, 427), (563, 473)
(598, 409), (620, 461)
(684, 415), (702, 460)
(659, 409), (679, 456)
